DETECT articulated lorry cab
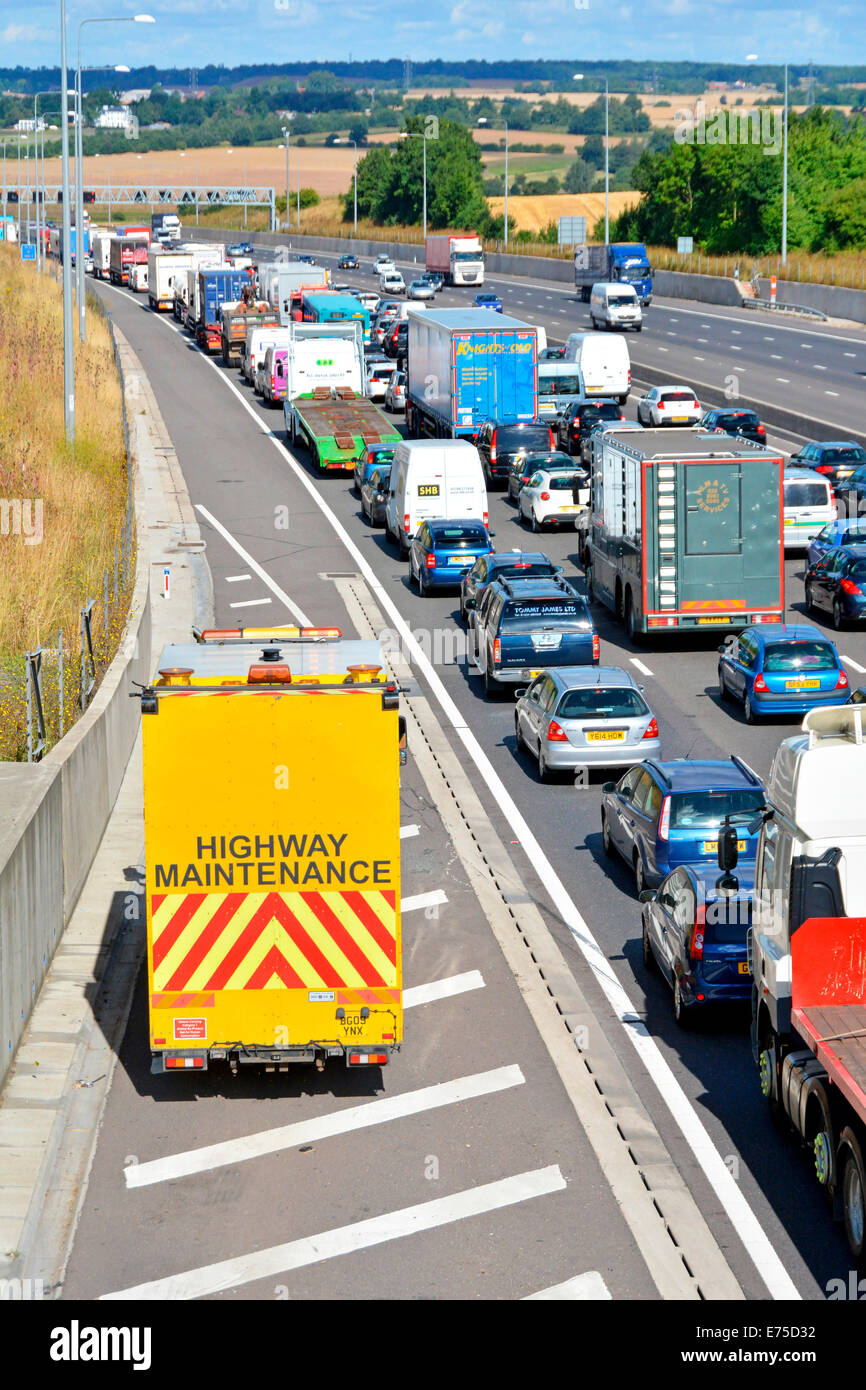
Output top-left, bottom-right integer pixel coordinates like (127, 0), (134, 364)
(574, 243), (653, 305)
(141, 626), (404, 1076)
(750, 705), (866, 1260)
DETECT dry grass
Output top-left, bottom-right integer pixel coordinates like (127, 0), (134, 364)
(0, 246), (132, 761)
(650, 244), (866, 289)
(487, 192), (638, 235)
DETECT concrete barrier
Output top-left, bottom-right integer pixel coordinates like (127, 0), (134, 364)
(756, 276), (866, 324)
(653, 270), (743, 307)
(0, 330), (151, 1089)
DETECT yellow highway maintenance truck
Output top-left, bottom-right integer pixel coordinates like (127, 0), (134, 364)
(140, 626), (403, 1075)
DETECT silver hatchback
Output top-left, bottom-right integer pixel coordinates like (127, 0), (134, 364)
(514, 666), (660, 780)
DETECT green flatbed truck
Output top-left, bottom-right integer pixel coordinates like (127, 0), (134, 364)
(286, 388), (401, 471)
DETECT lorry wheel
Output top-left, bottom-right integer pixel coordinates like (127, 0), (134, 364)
(624, 593), (641, 645)
(758, 1035), (783, 1123)
(841, 1133), (866, 1263)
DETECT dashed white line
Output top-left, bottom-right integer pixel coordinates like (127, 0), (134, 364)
(125, 1063), (518, 1189)
(776, 377), (790, 383)
(403, 970), (485, 1009)
(800, 343), (812, 349)
(399, 824), (420, 839)
(225, 573), (251, 583)
(694, 356), (705, 362)
(657, 346), (668, 352)
(814, 364), (827, 371)
(106, 1165), (566, 1299)
(825, 391), (840, 397)
(401, 889), (448, 914)
(630, 658), (653, 677)
(845, 351), (857, 357)
(229, 597), (273, 609)
(696, 338), (708, 344)
(195, 504), (312, 626)
(731, 330), (741, 335)
(842, 654), (866, 673)
(770, 354), (782, 359)
(763, 336), (775, 341)
(525, 1271), (612, 1300)
(730, 345), (741, 351)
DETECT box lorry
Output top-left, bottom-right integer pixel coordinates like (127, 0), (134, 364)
(425, 232), (485, 286)
(195, 266), (248, 352)
(581, 427), (784, 641)
(53, 223), (89, 266)
(90, 229), (115, 280)
(574, 242), (653, 305)
(405, 308), (538, 442)
(151, 212), (182, 244)
(141, 625), (404, 1076)
(148, 247), (193, 311)
(109, 233), (147, 286)
(746, 704), (866, 1260)
(173, 245), (226, 322)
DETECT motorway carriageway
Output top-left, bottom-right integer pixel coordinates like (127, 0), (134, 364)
(85, 260), (866, 1300)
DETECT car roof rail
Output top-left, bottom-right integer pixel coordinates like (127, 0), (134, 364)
(642, 759), (672, 788)
(730, 753), (763, 787)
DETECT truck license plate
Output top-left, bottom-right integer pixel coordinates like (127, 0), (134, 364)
(586, 730), (626, 742)
(698, 616), (728, 624)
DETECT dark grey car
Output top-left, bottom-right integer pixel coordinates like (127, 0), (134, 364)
(360, 466), (392, 527)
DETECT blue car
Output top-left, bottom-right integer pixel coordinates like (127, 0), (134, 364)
(459, 550), (561, 623)
(717, 623), (849, 722)
(409, 519), (494, 594)
(473, 292), (503, 313)
(352, 443), (396, 496)
(805, 544), (866, 628)
(806, 519), (866, 569)
(601, 757), (765, 894)
(641, 863), (755, 1025)
(473, 574), (597, 696)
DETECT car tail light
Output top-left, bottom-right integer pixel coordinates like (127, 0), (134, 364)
(836, 669), (850, 689)
(753, 673), (769, 692)
(689, 904), (706, 961)
(540, 491), (550, 501)
(816, 464), (834, 474)
(592, 633), (600, 661)
(403, 513), (411, 533)
(841, 578), (863, 596)
(756, 425), (765, 436)
(521, 474), (529, 484)
(693, 402), (700, 412)
(490, 437), (497, 463)
(658, 795), (671, 841)
(546, 720), (568, 742)
(642, 717), (659, 739)
(492, 638), (501, 664)
(426, 552), (436, 569)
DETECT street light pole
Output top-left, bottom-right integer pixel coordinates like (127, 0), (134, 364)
(604, 77), (610, 245)
(353, 140), (358, 236)
(782, 62), (788, 268)
(282, 126), (290, 232)
(60, 0), (75, 442)
(504, 120), (508, 250)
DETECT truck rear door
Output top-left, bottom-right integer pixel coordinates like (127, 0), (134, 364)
(495, 329), (537, 421)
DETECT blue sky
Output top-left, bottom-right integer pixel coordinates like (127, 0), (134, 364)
(1, 1), (859, 73)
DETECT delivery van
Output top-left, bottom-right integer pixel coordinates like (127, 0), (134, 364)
(385, 439), (488, 556)
(589, 281), (642, 332)
(243, 325), (291, 387)
(563, 331), (631, 405)
(783, 466), (836, 550)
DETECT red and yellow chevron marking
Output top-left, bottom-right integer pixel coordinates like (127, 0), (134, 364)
(150, 890), (398, 992)
(150, 991), (216, 1010)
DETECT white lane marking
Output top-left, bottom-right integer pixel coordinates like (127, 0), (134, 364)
(770, 354), (783, 359)
(666, 331), (677, 337)
(701, 323), (710, 328)
(125, 1063), (518, 1189)
(401, 889), (448, 913)
(104, 1164), (566, 1299)
(776, 377), (790, 383)
(696, 338), (708, 344)
(826, 391), (840, 397)
(404, 970), (485, 1008)
(763, 336), (775, 341)
(399, 824), (420, 839)
(842, 654), (866, 673)
(657, 346), (668, 352)
(694, 355), (705, 361)
(731, 329), (741, 335)
(646, 299), (866, 347)
(229, 597), (272, 609)
(225, 573), (251, 583)
(525, 1271), (612, 1300)
(128, 281), (799, 1300)
(800, 343), (812, 349)
(630, 658), (653, 677)
(730, 345), (741, 351)
(845, 351), (857, 357)
(814, 364), (826, 371)
(195, 504), (312, 626)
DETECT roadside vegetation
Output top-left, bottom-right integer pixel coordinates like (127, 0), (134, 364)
(0, 247), (132, 761)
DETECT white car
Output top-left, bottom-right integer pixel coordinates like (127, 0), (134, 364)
(385, 370), (407, 412)
(636, 385), (702, 427)
(373, 255), (395, 275)
(407, 278), (435, 301)
(518, 467), (589, 532)
(379, 271), (405, 295)
(356, 291), (380, 313)
(366, 359), (397, 401)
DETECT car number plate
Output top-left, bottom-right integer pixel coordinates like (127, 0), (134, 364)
(561, 505), (579, 513)
(701, 839), (747, 854)
(586, 730), (626, 742)
(698, 616), (728, 624)
(737, 962), (751, 976)
(785, 678), (820, 689)
(671, 416), (688, 423)
(449, 555), (468, 565)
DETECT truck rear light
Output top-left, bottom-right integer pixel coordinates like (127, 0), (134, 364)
(165, 1055), (205, 1069)
(349, 1053), (388, 1065)
(841, 579), (863, 596)
(592, 633), (600, 661)
(689, 904), (706, 961)
(403, 514), (411, 532)
(835, 669), (850, 689)
(753, 673), (769, 692)
(658, 795), (671, 841)
(492, 638), (501, 664)
(247, 663), (292, 684)
(426, 552), (437, 569)
(483, 510), (489, 527)
(647, 616), (677, 627)
(642, 717), (659, 739)
(546, 720), (568, 742)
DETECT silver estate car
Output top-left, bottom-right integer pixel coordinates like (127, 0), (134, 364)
(514, 666), (660, 780)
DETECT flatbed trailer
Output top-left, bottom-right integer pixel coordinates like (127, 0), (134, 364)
(286, 388), (401, 471)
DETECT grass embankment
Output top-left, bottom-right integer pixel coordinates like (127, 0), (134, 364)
(0, 246), (132, 761)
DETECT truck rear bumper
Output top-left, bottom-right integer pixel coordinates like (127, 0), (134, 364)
(151, 1043), (397, 1074)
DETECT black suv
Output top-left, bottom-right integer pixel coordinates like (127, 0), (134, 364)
(555, 399), (623, 458)
(475, 419), (556, 489)
(383, 320), (408, 364)
(472, 574), (597, 697)
(699, 407), (766, 443)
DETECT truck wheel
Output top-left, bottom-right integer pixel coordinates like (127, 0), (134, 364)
(841, 1132), (866, 1263)
(625, 593), (641, 645)
(758, 1035), (783, 1123)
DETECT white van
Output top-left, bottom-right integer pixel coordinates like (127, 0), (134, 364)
(783, 466), (836, 550)
(590, 281), (642, 332)
(243, 326), (291, 387)
(563, 331), (631, 406)
(385, 439), (488, 557)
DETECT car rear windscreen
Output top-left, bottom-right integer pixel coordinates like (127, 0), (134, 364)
(498, 426), (552, 451)
(548, 475), (585, 490)
(762, 641), (838, 672)
(718, 411), (759, 428)
(660, 391), (695, 403)
(504, 600), (590, 631)
(495, 562), (555, 579)
(785, 481), (831, 507)
(556, 688), (647, 719)
(433, 525), (488, 545)
(704, 897), (752, 943)
(538, 374), (581, 396)
(579, 404), (622, 422)
(826, 448), (866, 463)
(670, 790), (764, 829)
